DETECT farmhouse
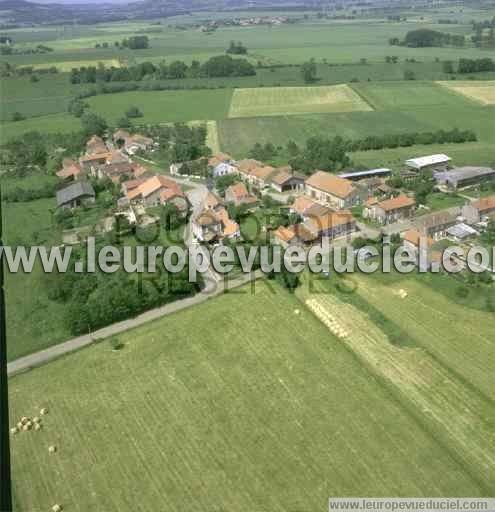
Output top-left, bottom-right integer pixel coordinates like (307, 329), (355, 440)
(403, 229), (433, 252)
(270, 168), (305, 193)
(56, 181), (95, 210)
(414, 208), (461, 240)
(305, 171), (360, 210)
(192, 203), (239, 242)
(462, 195), (495, 224)
(304, 208), (357, 240)
(124, 134), (154, 155)
(208, 153), (237, 177)
(272, 225), (300, 247)
(56, 158), (84, 180)
(363, 194), (415, 224)
(224, 183), (258, 207)
(289, 196), (317, 217)
(248, 165), (276, 188)
(434, 166), (495, 190)
(86, 135), (108, 155)
(405, 154), (451, 171)
(126, 175), (183, 207)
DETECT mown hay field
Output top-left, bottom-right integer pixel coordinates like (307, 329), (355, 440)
(437, 81), (495, 105)
(228, 84), (373, 118)
(28, 59), (121, 71)
(350, 81), (473, 110)
(9, 281), (487, 512)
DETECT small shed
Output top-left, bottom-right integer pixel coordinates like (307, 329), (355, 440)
(56, 181), (96, 210)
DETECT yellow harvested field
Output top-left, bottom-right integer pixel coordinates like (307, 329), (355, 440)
(436, 81), (495, 105)
(228, 84), (373, 118)
(29, 59), (121, 71)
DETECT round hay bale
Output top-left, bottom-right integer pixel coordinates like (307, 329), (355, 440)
(48, 445), (57, 454)
(10, 427), (18, 435)
(52, 504), (62, 512)
(33, 416), (41, 424)
(16, 422), (22, 429)
(294, 309), (300, 315)
(22, 424), (29, 432)
(20, 417), (28, 424)
(40, 408), (48, 416)
(34, 423), (42, 431)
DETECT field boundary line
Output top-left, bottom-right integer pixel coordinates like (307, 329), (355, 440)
(347, 83), (377, 111)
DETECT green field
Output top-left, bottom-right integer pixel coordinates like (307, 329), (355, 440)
(228, 84), (373, 118)
(86, 89), (234, 124)
(9, 281), (492, 511)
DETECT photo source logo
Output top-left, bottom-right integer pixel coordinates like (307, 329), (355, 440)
(0, 236), (494, 280)
(328, 498), (495, 512)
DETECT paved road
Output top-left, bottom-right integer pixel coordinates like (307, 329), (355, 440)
(8, 270), (263, 377)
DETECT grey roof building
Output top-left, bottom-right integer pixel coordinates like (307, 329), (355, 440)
(56, 181), (96, 209)
(434, 166), (495, 190)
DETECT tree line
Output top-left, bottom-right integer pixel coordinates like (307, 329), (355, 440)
(248, 128), (477, 173)
(95, 35), (150, 50)
(69, 55), (256, 84)
(390, 29), (465, 47)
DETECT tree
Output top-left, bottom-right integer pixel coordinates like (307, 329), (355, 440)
(442, 60), (454, 74)
(404, 70), (415, 80)
(80, 112), (107, 136)
(117, 116), (132, 129)
(286, 140), (299, 157)
(168, 60), (188, 79)
(215, 174), (239, 196)
(300, 59), (317, 83)
(10, 111), (25, 122)
(125, 106), (143, 118)
(68, 98), (87, 118)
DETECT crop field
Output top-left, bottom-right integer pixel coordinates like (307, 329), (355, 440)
(228, 85), (373, 118)
(437, 81), (495, 106)
(298, 277), (495, 494)
(29, 58), (122, 71)
(350, 81), (473, 110)
(86, 88), (234, 124)
(9, 281), (491, 511)
(348, 273), (495, 398)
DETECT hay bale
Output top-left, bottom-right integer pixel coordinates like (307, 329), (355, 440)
(34, 423), (42, 431)
(52, 504), (62, 512)
(22, 425), (29, 432)
(40, 408), (48, 416)
(20, 417), (28, 424)
(294, 309), (300, 315)
(16, 422), (22, 429)
(10, 427), (18, 435)
(48, 445), (57, 454)
(33, 416), (41, 424)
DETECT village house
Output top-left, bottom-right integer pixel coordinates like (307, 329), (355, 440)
(272, 225), (300, 247)
(85, 135), (108, 155)
(247, 165), (276, 188)
(124, 134), (154, 155)
(434, 166), (495, 191)
(56, 181), (95, 210)
(405, 154), (451, 172)
(208, 153), (237, 177)
(305, 171), (360, 210)
(413, 208), (461, 240)
(461, 195), (495, 224)
(270, 168), (305, 193)
(289, 196), (317, 218)
(126, 175), (184, 207)
(363, 194), (415, 224)
(403, 229), (433, 254)
(224, 182), (258, 207)
(192, 194), (239, 242)
(56, 158), (84, 180)
(303, 207), (357, 240)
